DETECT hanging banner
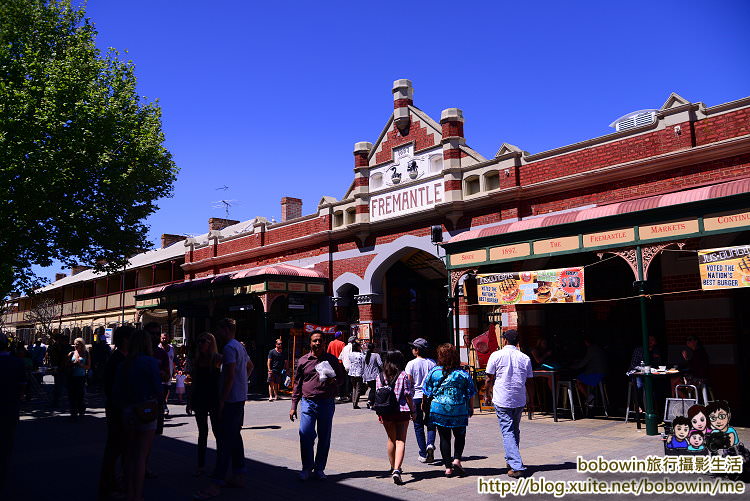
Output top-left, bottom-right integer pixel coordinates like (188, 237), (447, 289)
(698, 245), (750, 290)
(303, 322), (337, 334)
(475, 267), (585, 305)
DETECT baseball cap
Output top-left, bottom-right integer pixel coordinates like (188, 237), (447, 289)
(334, 331), (342, 338)
(408, 338), (429, 350)
(502, 329), (519, 345)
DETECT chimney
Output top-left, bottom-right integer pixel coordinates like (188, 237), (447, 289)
(55, 273), (67, 282)
(281, 197), (303, 222)
(392, 79), (413, 130)
(208, 218), (240, 231)
(70, 265), (90, 275)
(160, 233), (184, 248)
(353, 142), (372, 169)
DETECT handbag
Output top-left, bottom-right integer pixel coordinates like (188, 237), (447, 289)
(422, 368), (452, 423)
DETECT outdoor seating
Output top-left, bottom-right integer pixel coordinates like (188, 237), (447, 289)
(556, 378), (582, 420)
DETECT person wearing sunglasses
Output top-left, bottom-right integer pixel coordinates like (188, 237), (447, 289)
(187, 333), (222, 477)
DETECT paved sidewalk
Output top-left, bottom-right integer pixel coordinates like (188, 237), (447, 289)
(5, 388), (748, 501)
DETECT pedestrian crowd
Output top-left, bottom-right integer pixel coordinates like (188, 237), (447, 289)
(1, 324), (536, 500)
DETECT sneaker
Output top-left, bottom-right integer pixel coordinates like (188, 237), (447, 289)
(417, 455), (428, 463)
(298, 470), (311, 481)
(314, 470), (327, 481)
(391, 469), (403, 485)
(425, 444), (435, 463)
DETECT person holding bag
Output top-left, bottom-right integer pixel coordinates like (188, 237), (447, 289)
(422, 343), (476, 477)
(374, 351), (414, 485)
(113, 329), (162, 501)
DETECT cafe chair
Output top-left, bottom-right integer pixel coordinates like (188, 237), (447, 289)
(556, 378), (582, 420)
(591, 381), (610, 417)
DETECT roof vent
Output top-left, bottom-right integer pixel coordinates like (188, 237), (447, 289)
(609, 110), (657, 132)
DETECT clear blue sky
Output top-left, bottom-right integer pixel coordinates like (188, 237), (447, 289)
(38, 0), (750, 281)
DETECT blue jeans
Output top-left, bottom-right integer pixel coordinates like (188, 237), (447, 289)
(211, 401), (246, 484)
(495, 406), (525, 471)
(299, 398), (335, 472)
(412, 398), (436, 457)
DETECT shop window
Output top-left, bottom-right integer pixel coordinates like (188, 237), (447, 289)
(346, 208), (356, 225)
(484, 170), (500, 191)
(333, 211), (344, 227)
(464, 175), (480, 196)
(430, 155), (443, 174)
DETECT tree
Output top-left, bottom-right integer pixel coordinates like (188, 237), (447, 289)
(0, 0), (178, 295)
(25, 297), (59, 342)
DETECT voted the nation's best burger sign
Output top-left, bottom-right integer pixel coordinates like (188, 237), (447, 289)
(474, 267), (585, 305)
(698, 245), (750, 290)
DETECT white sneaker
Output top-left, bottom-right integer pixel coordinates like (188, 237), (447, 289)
(426, 444), (435, 463)
(417, 455), (428, 463)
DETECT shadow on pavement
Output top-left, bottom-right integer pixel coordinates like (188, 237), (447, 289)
(7, 405), (405, 501)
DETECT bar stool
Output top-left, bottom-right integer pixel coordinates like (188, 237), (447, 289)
(624, 378), (640, 423)
(556, 379), (582, 420)
(699, 383), (715, 406)
(593, 381), (610, 417)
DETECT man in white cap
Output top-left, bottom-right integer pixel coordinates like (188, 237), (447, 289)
(405, 338), (436, 463)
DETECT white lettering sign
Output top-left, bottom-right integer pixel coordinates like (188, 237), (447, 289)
(370, 180), (444, 222)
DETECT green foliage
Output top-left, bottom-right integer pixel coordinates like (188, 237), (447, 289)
(0, 0), (178, 295)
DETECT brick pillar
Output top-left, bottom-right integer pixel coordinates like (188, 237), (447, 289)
(353, 142), (372, 224)
(441, 108), (465, 203)
(392, 79), (413, 130)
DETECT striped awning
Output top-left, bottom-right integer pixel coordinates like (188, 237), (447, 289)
(447, 177), (750, 244)
(231, 264), (325, 280)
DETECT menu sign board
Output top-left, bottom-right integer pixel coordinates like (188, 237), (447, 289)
(698, 245), (750, 290)
(476, 267), (585, 305)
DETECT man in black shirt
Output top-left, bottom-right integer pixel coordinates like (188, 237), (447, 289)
(267, 339), (288, 401)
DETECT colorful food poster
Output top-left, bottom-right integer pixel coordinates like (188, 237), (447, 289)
(698, 245), (750, 290)
(475, 267), (585, 305)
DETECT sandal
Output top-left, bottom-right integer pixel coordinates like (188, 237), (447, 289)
(444, 468), (454, 477)
(452, 463), (466, 476)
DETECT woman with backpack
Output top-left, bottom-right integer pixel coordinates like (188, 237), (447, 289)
(422, 343), (476, 477)
(374, 350), (414, 485)
(362, 343), (382, 409)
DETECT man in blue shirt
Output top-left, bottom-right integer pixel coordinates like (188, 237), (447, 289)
(485, 330), (533, 479)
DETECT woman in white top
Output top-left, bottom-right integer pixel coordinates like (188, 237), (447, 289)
(348, 342), (365, 409)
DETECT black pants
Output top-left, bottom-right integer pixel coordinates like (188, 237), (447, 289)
(99, 407), (125, 497)
(68, 375), (86, 416)
(365, 380), (376, 406)
(351, 377), (363, 407)
(437, 426), (466, 468)
(194, 408), (219, 469)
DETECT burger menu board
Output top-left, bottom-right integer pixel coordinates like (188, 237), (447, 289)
(699, 245), (750, 290)
(475, 267), (585, 305)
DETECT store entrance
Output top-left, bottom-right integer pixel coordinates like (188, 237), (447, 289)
(384, 249), (448, 352)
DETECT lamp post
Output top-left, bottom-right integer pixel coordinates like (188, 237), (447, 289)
(635, 246), (658, 436)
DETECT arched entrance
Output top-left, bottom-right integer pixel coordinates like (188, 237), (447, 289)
(381, 249), (449, 351)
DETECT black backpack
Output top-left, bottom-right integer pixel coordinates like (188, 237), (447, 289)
(373, 372), (400, 416)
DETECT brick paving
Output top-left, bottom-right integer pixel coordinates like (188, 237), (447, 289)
(5, 385), (748, 501)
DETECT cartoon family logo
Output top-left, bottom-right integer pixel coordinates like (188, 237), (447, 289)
(665, 401), (741, 455)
